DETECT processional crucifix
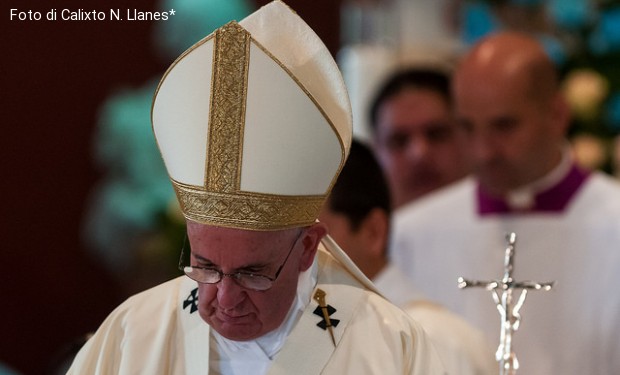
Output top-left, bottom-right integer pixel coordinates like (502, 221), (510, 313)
(457, 233), (555, 375)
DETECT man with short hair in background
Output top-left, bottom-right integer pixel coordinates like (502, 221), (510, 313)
(369, 67), (472, 209)
(320, 140), (497, 375)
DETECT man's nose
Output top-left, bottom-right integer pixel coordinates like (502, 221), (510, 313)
(216, 276), (246, 309)
(471, 133), (497, 163)
(405, 137), (430, 161)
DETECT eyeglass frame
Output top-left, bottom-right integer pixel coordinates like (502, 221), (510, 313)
(178, 229), (305, 291)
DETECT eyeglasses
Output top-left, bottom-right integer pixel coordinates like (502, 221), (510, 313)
(179, 230), (304, 291)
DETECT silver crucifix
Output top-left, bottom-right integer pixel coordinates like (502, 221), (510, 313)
(457, 233), (554, 375)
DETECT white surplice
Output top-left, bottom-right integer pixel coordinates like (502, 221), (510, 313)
(391, 172), (620, 375)
(374, 264), (497, 375)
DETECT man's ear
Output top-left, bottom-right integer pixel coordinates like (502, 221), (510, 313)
(550, 93), (571, 139)
(298, 222), (327, 271)
(359, 207), (389, 259)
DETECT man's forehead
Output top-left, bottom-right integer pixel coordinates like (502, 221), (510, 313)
(379, 118), (453, 137)
(384, 88), (449, 109)
(187, 221), (293, 242)
(188, 225), (284, 263)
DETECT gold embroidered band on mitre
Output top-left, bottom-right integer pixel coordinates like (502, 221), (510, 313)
(206, 22), (249, 193)
(167, 21), (329, 231)
(173, 181), (326, 230)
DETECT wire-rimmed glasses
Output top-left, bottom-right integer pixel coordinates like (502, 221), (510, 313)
(179, 230), (304, 291)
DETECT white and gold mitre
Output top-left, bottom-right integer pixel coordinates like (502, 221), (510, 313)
(152, 0), (352, 231)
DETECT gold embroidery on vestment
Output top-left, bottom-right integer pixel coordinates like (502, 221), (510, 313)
(207, 22), (250, 193)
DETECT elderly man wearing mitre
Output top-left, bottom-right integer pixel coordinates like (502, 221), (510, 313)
(67, 2), (445, 374)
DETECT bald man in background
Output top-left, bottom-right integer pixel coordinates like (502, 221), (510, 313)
(392, 32), (620, 374)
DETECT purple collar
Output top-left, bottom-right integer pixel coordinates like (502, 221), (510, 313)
(477, 163), (590, 215)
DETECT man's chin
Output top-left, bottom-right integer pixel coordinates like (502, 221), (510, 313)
(202, 313), (262, 341)
(212, 324), (262, 341)
(406, 183), (441, 202)
(477, 169), (516, 195)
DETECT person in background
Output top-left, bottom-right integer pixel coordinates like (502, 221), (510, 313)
(391, 31), (620, 374)
(369, 67), (472, 209)
(320, 139), (497, 375)
(67, 2), (446, 374)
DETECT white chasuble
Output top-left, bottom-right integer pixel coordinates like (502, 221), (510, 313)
(68, 245), (446, 374)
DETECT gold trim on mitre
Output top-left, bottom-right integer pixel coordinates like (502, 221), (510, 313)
(153, 18), (345, 231)
(206, 22), (250, 193)
(173, 180), (326, 231)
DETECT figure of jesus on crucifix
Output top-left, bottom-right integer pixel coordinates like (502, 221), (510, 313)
(457, 233), (555, 375)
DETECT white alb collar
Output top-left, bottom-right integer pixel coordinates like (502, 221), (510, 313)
(210, 256), (319, 374)
(506, 145), (573, 210)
